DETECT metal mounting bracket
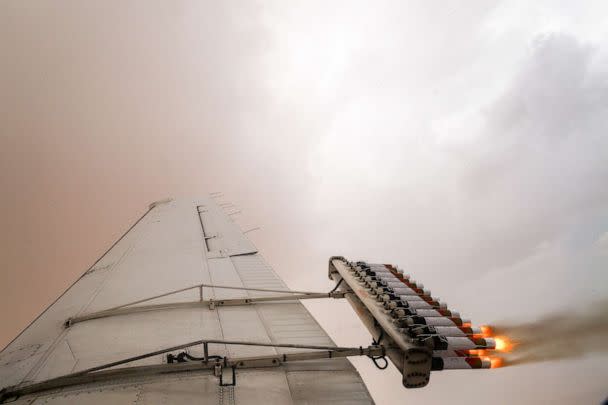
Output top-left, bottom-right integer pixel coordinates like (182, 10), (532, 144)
(219, 365), (236, 387)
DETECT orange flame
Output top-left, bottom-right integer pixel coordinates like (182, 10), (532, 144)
(478, 325), (511, 367)
(467, 349), (488, 357)
(494, 336), (514, 353)
(488, 357), (504, 368)
(481, 325), (515, 351)
(480, 325), (494, 337)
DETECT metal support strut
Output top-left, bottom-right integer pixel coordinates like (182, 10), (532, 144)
(0, 339), (385, 402)
(65, 283), (347, 326)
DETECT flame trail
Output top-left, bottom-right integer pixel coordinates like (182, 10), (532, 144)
(487, 299), (608, 366)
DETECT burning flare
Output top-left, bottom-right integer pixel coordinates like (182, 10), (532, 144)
(480, 325), (494, 337)
(476, 325), (512, 368)
(494, 336), (515, 353)
(485, 356), (504, 369)
(480, 325), (514, 352)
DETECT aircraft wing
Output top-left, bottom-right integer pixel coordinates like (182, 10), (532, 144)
(0, 198), (373, 404)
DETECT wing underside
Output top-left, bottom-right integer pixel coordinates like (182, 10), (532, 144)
(0, 198), (373, 404)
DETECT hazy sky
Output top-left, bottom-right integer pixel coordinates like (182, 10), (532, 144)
(1, 1), (608, 403)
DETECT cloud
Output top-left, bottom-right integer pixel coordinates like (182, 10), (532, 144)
(311, 33), (608, 282)
(458, 33), (608, 265)
(596, 232), (608, 255)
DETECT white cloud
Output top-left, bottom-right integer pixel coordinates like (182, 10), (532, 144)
(596, 232), (608, 255)
(308, 31), (608, 282)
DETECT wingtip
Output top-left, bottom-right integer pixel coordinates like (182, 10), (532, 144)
(148, 198), (173, 210)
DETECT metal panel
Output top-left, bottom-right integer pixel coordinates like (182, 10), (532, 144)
(231, 255), (288, 295)
(83, 201), (210, 312)
(216, 306), (277, 358)
(232, 255), (356, 373)
(63, 308), (225, 374)
(140, 371), (294, 405)
(197, 202), (257, 257)
(207, 257), (275, 358)
(256, 303), (334, 347)
(286, 371), (374, 404)
(30, 340), (76, 383)
(0, 269), (111, 387)
(29, 389), (139, 404)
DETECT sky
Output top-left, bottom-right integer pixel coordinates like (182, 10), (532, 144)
(1, 1), (608, 403)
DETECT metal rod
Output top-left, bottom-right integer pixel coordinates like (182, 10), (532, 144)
(69, 338), (377, 377)
(70, 302), (203, 324)
(199, 339), (362, 351)
(203, 284), (323, 295)
(0, 345), (384, 402)
(77, 340), (207, 375)
(213, 292), (341, 306)
(68, 293), (345, 325)
(107, 284), (202, 311)
(99, 283), (326, 314)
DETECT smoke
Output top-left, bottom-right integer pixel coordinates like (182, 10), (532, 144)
(493, 300), (608, 366)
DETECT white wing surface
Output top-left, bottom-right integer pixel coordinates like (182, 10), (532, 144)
(0, 198), (373, 404)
